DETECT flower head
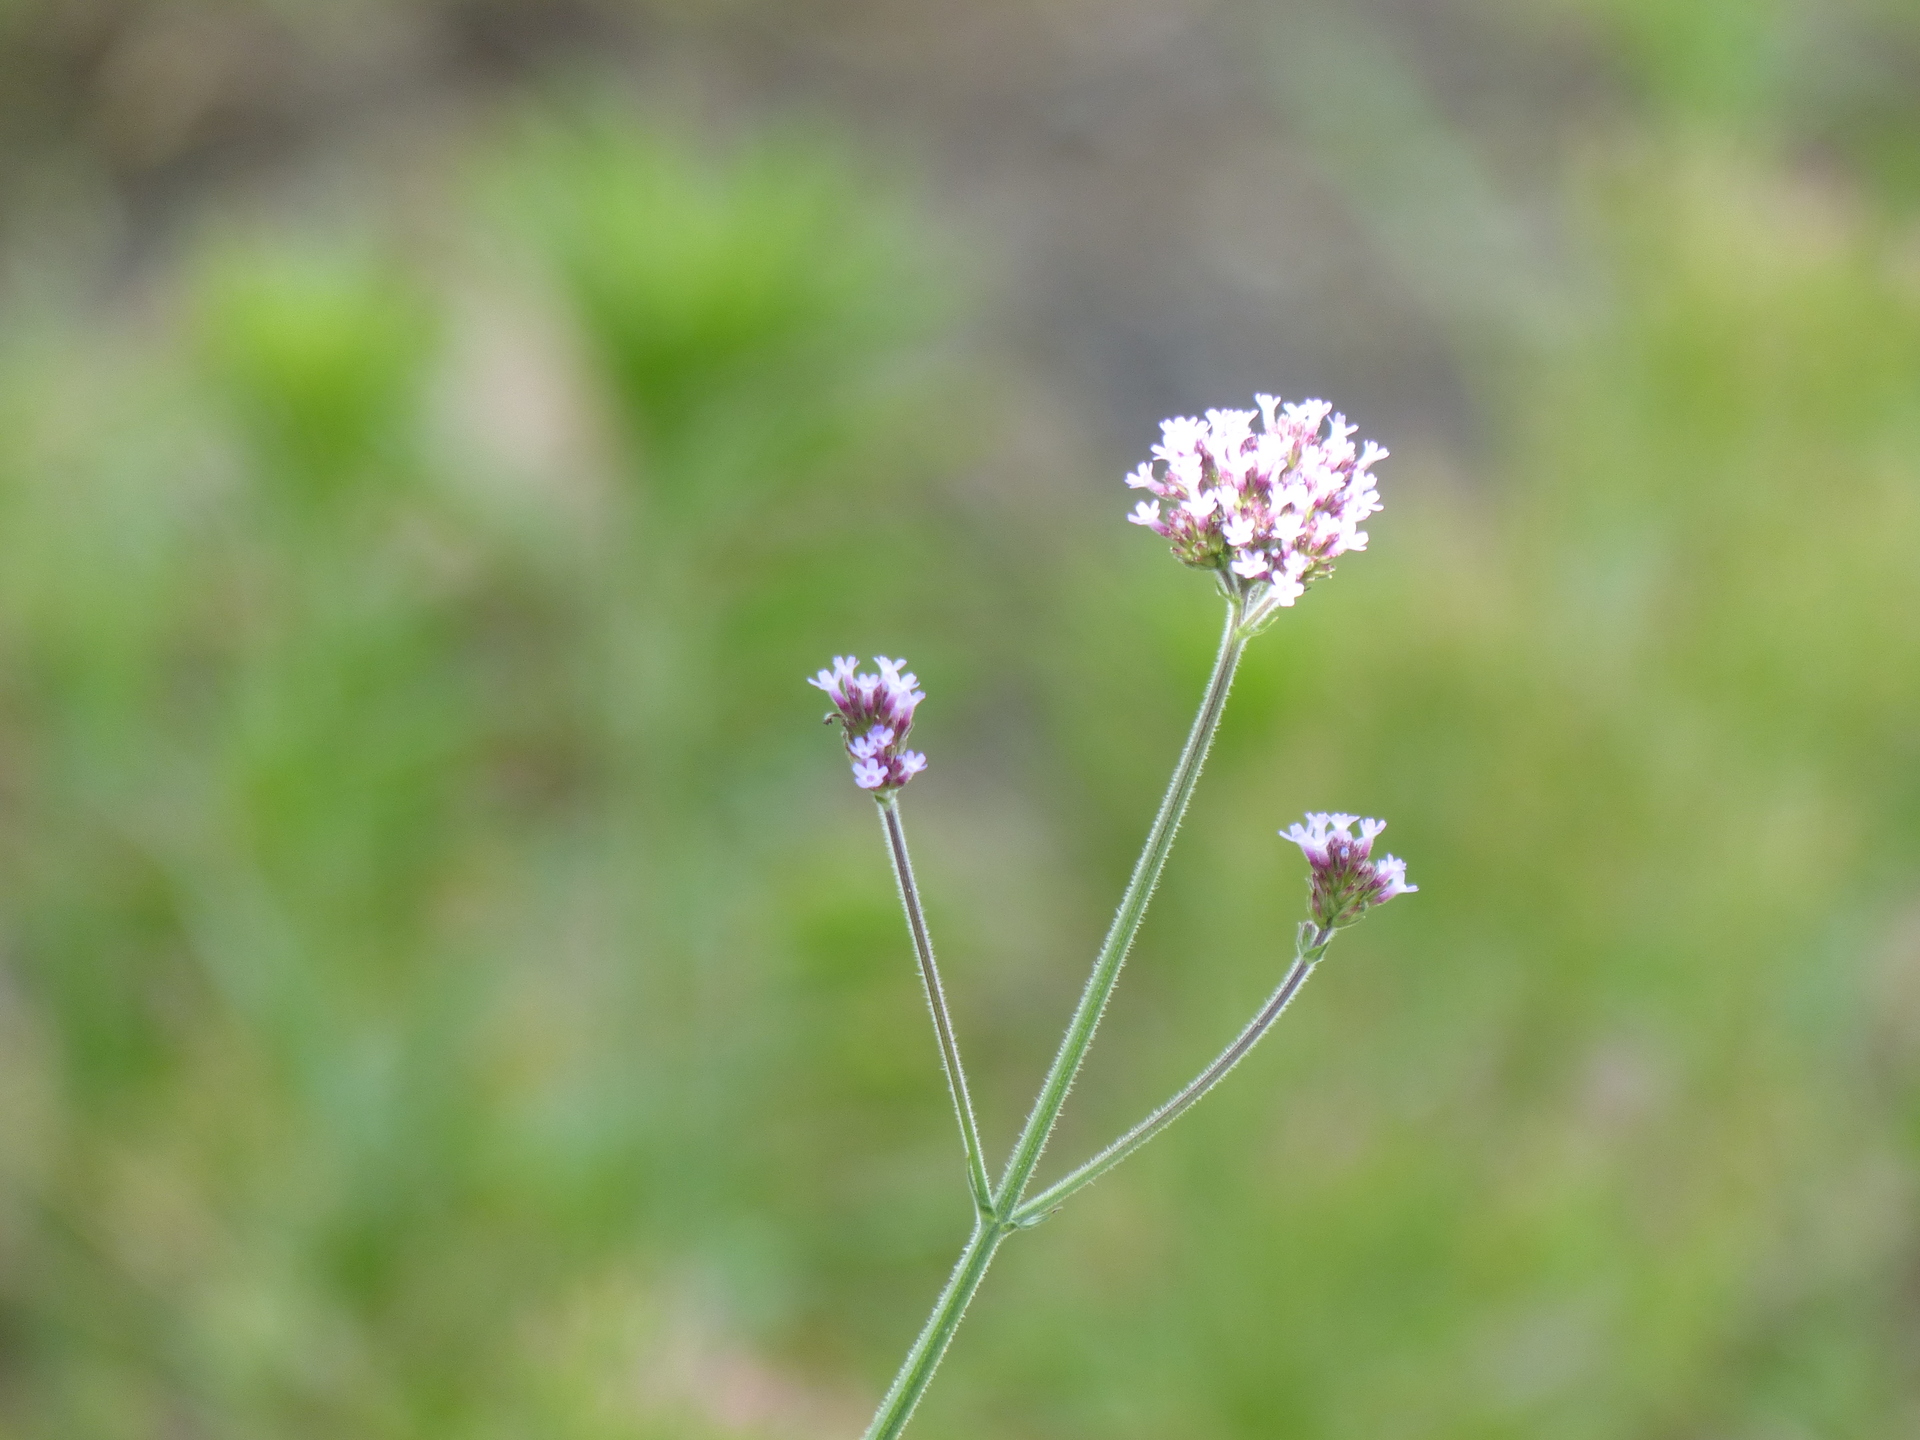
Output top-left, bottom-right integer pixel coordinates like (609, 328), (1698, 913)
(1281, 812), (1416, 929)
(809, 655), (928, 793)
(1126, 396), (1386, 613)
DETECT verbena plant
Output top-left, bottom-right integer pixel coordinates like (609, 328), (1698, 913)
(809, 396), (1420, 1438)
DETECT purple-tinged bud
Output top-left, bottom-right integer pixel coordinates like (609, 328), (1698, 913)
(1125, 396), (1386, 615)
(1281, 812), (1416, 929)
(809, 655), (929, 794)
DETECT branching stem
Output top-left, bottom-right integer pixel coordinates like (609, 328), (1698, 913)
(860, 596), (1250, 1440)
(992, 596), (1247, 1212)
(1010, 925), (1332, 1227)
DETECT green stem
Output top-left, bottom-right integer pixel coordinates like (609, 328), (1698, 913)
(993, 596), (1247, 1212)
(860, 594), (1248, 1440)
(861, 1221), (1007, 1440)
(878, 793), (995, 1215)
(1010, 925), (1332, 1226)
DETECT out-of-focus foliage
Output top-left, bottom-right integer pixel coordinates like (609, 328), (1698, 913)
(0, 112), (968, 1439)
(0, 3), (1918, 1439)
(195, 244), (439, 502)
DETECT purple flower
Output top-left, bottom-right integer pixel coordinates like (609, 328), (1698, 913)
(1126, 396), (1386, 611)
(1281, 812), (1416, 929)
(809, 655), (929, 793)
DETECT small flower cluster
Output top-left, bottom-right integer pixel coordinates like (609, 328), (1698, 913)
(810, 655), (928, 793)
(1281, 813), (1416, 929)
(1126, 396), (1387, 608)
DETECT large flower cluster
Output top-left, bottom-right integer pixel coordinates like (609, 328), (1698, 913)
(1281, 813), (1416, 929)
(809, 655), (929, 793)
(1126, 395), (1387, 609)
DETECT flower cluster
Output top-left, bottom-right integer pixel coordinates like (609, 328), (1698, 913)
(1281, 813), (1416, 929)
(809, 655), (929, 793)
(1126, 396), (1387, 609)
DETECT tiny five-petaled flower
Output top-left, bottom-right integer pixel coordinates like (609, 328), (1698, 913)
(1281, 812), (1416, 929)
(1126, 395), (1386, 611)
(809, 655), (929, 793)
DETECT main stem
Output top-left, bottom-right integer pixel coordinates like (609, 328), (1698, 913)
(861, 595), (1246, 1440)
(994, 596), (1246, 1212)
(861, 1221), (1005, 1440)
(879, 794), (994, 1214)
(1010, 926), (1332, 1225)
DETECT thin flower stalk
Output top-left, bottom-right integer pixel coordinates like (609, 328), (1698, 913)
(993, 593), (1247, 1212)
(878, 792), (994, 1215)
(1013, 811), (1419, 1225)
(1010, 923), (1333, 1227)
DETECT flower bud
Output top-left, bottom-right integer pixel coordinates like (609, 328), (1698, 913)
(809, 656), (928, 794)
(1281, 812), (1416, 929)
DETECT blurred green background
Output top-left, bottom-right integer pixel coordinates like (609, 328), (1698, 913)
(2, 1), (1919, 1436)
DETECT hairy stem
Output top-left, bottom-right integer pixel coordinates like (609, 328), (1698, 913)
(879, 793), (994, 1216)
(1011, 925), (1333, 1226)
(995, 595), (1246, 1212)
(860, 1221), (1006, 1440)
